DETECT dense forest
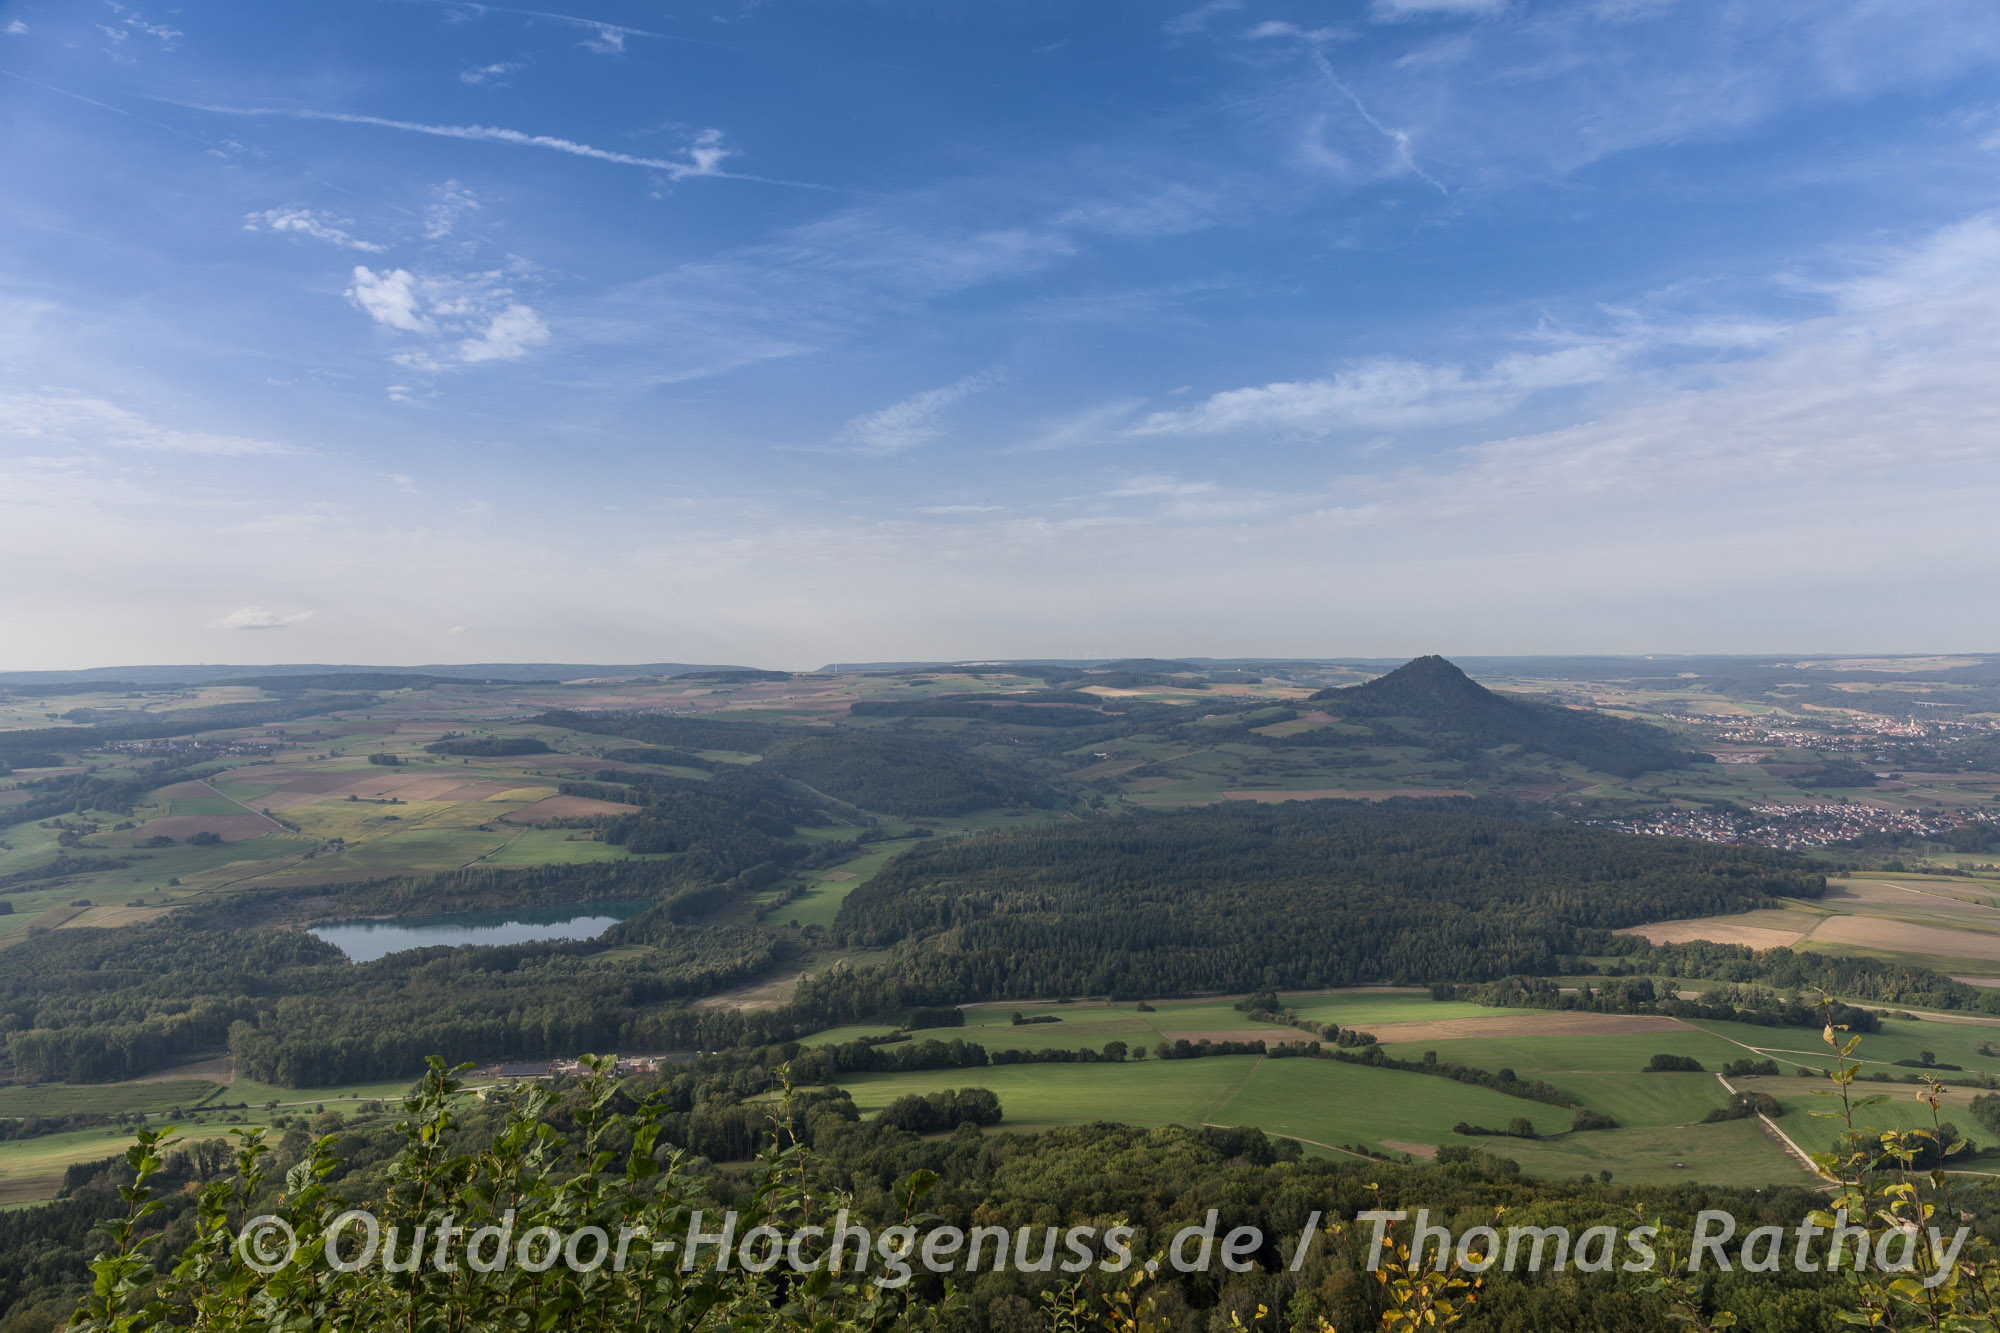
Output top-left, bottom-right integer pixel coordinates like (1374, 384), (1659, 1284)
(832, 800), (1822, 999)
(539, 710), (1061, 815)
(0, 911), (784, 1086)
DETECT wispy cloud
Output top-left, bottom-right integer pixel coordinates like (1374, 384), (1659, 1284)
(245, 208), (386, 253)
(4, 20), (28, 35)
(1252, 22), (1448, 195)
(1371, 0), (1506, 19)
(100, 3), (181, 48)
(1164, 0), (1241, 38)
(1131, 347), (1618, 437)
(1009, 399), (1146, 452)
(423, 181), (481, 239)
(0, 391), (304, 456)
(835, 371), (1002, 454)
(412, 1), (727, 51)
(460, 60), (526, 85)
(207, 607), (314, 630)
(171, 104), (783, 184)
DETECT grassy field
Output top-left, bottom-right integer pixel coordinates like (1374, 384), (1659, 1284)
(833, 1052), (1571, 1149)
(0, 1080), (220, 1118)
(1500, 1118), (1804, 1187)
(824, 1048), (1809, 1186)
(0, 1072), (483, 1205)
(480, 829), (633, 865)
(768, 839), (920, 930)
(0, 1112), (291, 1207)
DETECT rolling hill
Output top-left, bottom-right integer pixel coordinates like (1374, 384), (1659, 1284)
(1310, 656), (1705, 778)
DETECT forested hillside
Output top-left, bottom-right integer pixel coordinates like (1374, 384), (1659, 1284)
(537, 710), (1061, 815)
(1308, 656), (1701, 777)
(834, 800), (1822, 998)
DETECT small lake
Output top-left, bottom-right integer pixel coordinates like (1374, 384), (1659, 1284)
(310, 901), (652, 963)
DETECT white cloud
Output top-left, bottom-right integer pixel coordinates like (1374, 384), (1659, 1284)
(834, 371), (1001, 454)
(345, 266), (551, 369)
(457, 303), (549, 362)
(580, 23), (625, 54)
(4, 20), (27, 34)
(0, 390), (303, 456)
(245, 208), (386, 253)
(207, 607), (314, 630)
(346, 267), (433, 333)
(460, 60), (526, 85)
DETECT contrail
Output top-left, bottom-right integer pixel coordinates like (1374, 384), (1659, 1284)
(169, 102), (830, 190)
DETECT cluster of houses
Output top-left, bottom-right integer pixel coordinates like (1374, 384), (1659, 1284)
(485, 1055), (692, 1080)
(1602, 801), (2000, 851)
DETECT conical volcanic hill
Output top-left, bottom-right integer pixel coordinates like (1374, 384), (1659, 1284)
(1310, 655), (1702, 778)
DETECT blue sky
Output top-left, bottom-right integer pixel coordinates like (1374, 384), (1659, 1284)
(3, 0), (1999, 668)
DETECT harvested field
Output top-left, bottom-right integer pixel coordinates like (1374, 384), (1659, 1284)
(374, 775), (512, 801)
(0, 789), (28, 807)
(1380, 1139), (1439, 1160)
(1809, 916), (2000, 962)
(1619, 914), (1811, 950)
(436, 781), (535, 802)
(109, 814), (276, 843)
(1221, 787), (1473, 802)
(501, 795), (640, 823)
(254, 773), (527, 810)
(64, 904), (177, 929)
(819, 871), (858, 882)
(25, 905), (89, 931)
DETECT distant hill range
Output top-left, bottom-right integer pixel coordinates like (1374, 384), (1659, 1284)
(1310, 655), (1706, 778)
(0, 662), (759, 688)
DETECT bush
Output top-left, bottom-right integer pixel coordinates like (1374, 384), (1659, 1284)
(1704, 1091), (1782, 1122)
(1646, 1054), (1704, 1072)
(875, 1087), (1002, 1133)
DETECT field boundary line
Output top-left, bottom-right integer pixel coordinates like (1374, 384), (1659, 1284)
(1202, 1053), (1265, 1125)
(1718, 1072), (1820, 1180)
